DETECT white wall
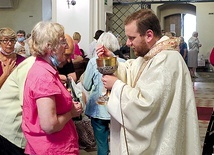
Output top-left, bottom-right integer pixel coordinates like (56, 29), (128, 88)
(42, 0), (52, 21)
(2, 1), (211, 59)
(0, 0), (42, 34)
(52, 0), (90, 53)
(52, 0), (113, 53)
(195, 3), (214, 58)
(0, 0), (113, 54)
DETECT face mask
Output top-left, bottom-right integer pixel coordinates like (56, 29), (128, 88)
(49, 55), (60, 67)
(17, 37), (25, 42)
(0, 47), (15, 56)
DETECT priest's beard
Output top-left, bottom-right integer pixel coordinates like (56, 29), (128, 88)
(134, 38), (150, 57)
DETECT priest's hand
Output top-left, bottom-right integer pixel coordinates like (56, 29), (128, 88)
(96, 45), (113, 58)
(102, 74), (118, 90)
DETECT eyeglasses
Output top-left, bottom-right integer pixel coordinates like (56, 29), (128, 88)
(0, 38), (16, 44)
(53, 38), (68, 50)
(59, 39), (68, 47)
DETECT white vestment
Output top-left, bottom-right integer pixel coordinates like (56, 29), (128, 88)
(107, 37), (201, 155)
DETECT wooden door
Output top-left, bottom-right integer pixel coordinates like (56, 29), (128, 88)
(164, 14), (181, 37)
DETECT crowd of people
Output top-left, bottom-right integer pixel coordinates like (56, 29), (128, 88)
(164, 30), (202, 78)
(0, 8), (207, 155)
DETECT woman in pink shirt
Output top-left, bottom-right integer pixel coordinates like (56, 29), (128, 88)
(22, 21), (82, 155)
(71, 32), (83, 63)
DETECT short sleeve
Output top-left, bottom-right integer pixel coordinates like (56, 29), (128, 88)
(28, 75), (61, 99)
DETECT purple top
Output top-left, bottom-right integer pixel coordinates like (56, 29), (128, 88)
(0, 54), (25, 76)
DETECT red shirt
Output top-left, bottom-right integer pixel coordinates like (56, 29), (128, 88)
(210, 47), (214, 66)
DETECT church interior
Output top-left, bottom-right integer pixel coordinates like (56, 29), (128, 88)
(0, 0), (213, 154)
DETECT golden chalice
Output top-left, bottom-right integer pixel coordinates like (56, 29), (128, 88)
(96, 56), (118, 105)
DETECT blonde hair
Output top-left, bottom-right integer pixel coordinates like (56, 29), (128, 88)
(73, 32), (81, 42)
(97, 32), (120, 52)
(0, 27), (16, 39)
(29, 21), (64, 56)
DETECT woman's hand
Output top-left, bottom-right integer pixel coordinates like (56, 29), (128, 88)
(2, 59), (16, 77)
(59, 74), (67, 84)
(71, 101), (83, 118)
(37, 97), (83, 134)
(0, 59), (16, 88)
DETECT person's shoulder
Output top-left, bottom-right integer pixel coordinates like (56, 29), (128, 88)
(88, 57), (97, 65)
(156, 49), (181, 60)
(16, 54), (26, 63)
(16, 55), (36, 65)
(14, 41), (20, 46)
(28, 60), (55, 82)
(118, 57), (126, 62)
(15, 56), (35, 72)
(17, 54), (25, 59)
(152, 51), (185, 71)
(168, 50), (184, 62)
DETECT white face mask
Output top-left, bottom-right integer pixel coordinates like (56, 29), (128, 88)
(0, 47), (15, 56)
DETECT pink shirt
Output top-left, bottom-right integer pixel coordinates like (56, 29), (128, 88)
(22, 57), (79, 155)
(71, 43), (82, 59)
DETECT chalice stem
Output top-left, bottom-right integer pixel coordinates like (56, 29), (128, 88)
(104, 90), (111, 97)
(96, 56), (118, 105)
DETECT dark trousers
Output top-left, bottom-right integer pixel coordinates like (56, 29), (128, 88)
(202, 111), (214, 155)
(91, 117), (110, 155)
(0, 135), (26, 155)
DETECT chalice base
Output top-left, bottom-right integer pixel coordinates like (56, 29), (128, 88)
(96, 95), (109, 105)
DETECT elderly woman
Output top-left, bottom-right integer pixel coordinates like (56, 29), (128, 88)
(188, 31), (202, 78)
(0, 27), (25, 88)
(21, 21), (82, 154)
(82, 32), (126, 155)
(57, 34), (77, 84)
